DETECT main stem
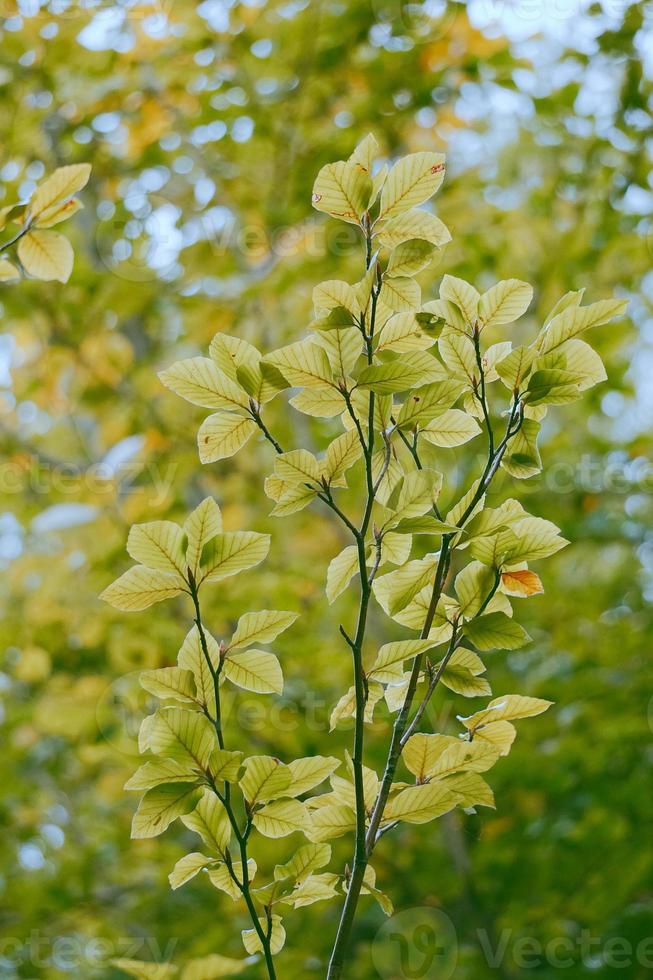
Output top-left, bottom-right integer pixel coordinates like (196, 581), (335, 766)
(327, 370), (523, 978)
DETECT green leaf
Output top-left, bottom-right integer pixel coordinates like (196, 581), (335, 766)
(313, 279), (360, 317)
(537, 297), (627, 354)
(376, 312), (435, 354)
(379, 275), (421, 312)
(386, 239), (436, 278)
(209, 748), (244, 783)
(285, 757), (340, 797)
(181, 789), (232, 855)
(290, 386), (345, 417)
(312, 159), (372, 224)
(289, 872), (340, 908)
(463, 612), (531, 652)
(454, 561), (497, 617)
(132, 783), (203, 839)
(558, 339), (606, 390)
(229, 610), (298, 650)
(140, 707), (216, 769)
(223, 650), (283, 695)
(501, 419), (542, 479)
(253, 799), (309, 838)
(439, 331), (477, 384)
(356, 352), (443, 394)
(184, 498), (222, 578)
(369, 638), (436, 683)
(396, 379), (465, 428)
(140, 667), (197, 704)
(274, 842), (332, 882)
(240, 756), (292, 803)
(523, 368), (582, 406)
(168, 852), (215, 890)
(242, 915), (286, 955)
(125, 759), (202, 792)
(177, 625), (219, 715)
(322, 430), (363, 484)
(440, 275), (480, 325)
(274, 449), (322, 486)
(307, 804), (357, 843)
(384, 783), (459, 824)
(420, 409), (481, 448)
(158, 357), (249, 411)
(313, 327), (363, 379)
(100, 566), (184, 611)
(209, 333), (260, 380)
(326, 545), (359, 603)
(402, 733), (459, 780)
(263, 340), (334, 388)
(373, 553), (439, 616)
(127, 521), (187, 576)
(376, 209), (451, 249)
(349, 132), (378, 172)
(460, 694), (553, 732)
(209, 859), (256, 901)
(500, 516), (568, 563)
(379, 151), (445, 218)
(495, 345), (536, 390)
(478, 279), (533, 329)
(197, 413), (257, 463)
(198, 531), (270, 585)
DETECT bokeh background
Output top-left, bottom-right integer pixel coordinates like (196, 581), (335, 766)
(1, 1), (652, 977)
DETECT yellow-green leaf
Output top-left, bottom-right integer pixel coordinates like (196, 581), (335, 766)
(18, 230), (74, 282)
(223, 649), (283, 695)
(197, 413), (257, 463)
(379, 152), (445, 218)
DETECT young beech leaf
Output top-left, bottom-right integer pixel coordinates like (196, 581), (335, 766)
(379, 151), (446, 219)
(198, 531), (270, 585)
(285, 756), (340, 797)
(0, 259), (20, 281)
(369, 639), (437, 683)
(139, 667), (197, 705)
(349, 132), (378, 172)
(463, 612), (531, 652)
(395, 379), (465, 428)
(131, 783), (203, 839)
(184, 497), (222, 577)
(473, 720), (517, 756)
(402, 733), (460, 781)
(376, 209), (451, 249)
(242, 914), (286, 955)
(313, 279), (359, 317)
(127, 521), (187, 576)
(290, 385), (345, 417)
(252, 799), (309, 838)
(209, 860), (257, 900)
(180, 790), (232, 856)
(376, 312), (436, 354)
(440, 275), (480, 325)
(168, 852), (215, 890)
(307, 804), (357, 843)
(428, 740), (500, 778)
(159, 357), (249, 412)
(290, 872), (340, 908)
(326, 545), (359, 604)
(378, 275), (421, 312)
(537, 297), (627, 354)
(460, 694), (553, 733)
(329, 681), (384, 730)
(322, 430), (362, 482)
(439, 332), (477, 384)
(386, 239), (436, 278)
(263, 340), (334, 388)
(445, 772), (495, 808)
(223, 649), (283, 695)
(274, 843), (332, 882)
(384, 783), (460, 824)
(181, 955), (248, 979)
(229, 609), (298, 650)
(100, 566), (184, 612)
(313, 327), (363, 379)
(274, 448), (321, 486)
(478, 279), (533, 329)
(125, 758), (202, 792)
(197, 413), (257, 463)
(141, 707), (216, 770)
(177, 625), (219, 714)
(240, 756), (292, 803)
(420, 409), (481, 448)
(454, 561), (497, 618)
(373, 553), (439, 616)
(356, 355), (442, 395)
(209, 333), (259, 379)
(312, 159), (372, 225)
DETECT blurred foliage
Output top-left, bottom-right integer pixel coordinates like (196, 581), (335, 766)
(0, 1), (651, 978)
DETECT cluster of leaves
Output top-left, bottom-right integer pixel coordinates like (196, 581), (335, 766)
(103, 135), (626, 978)
(0, 164), (90, 283)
